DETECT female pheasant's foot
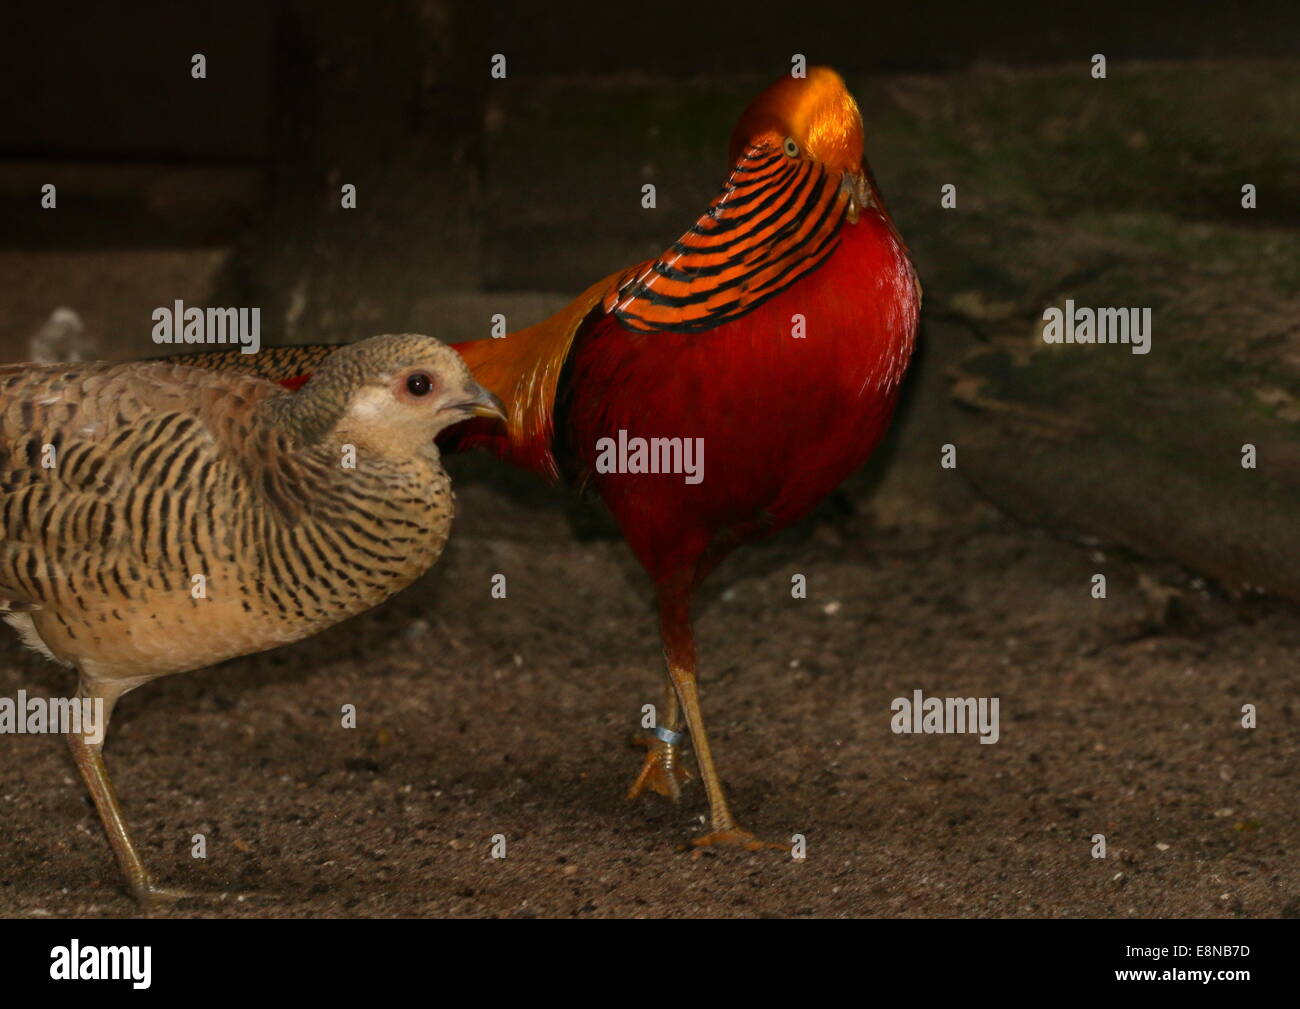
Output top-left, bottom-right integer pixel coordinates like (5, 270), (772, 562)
(132, 882), (228, 910)
(626, 732), (693, 802)
(690, 827), (786, 852)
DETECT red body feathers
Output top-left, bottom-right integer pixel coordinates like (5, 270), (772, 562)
(448, 94), (919, 589)
(561, 206), (917, 584)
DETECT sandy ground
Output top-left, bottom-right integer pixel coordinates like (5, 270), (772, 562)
(0, 457), (1295, 919)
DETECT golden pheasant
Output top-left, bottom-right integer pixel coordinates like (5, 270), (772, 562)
(172, 67), (921, 850)
(0, 334), (503, 904)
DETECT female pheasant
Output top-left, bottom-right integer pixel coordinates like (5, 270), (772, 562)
(183, 67), (920, 849)
(0, 335), (503, 904)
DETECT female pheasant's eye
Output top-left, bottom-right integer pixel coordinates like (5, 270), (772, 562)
(783, 137), (800, 158)
(406, 373), (432, 397)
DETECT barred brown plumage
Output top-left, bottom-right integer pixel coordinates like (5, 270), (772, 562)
(0, 333), (505, 905)
(162, 342), (344, 388)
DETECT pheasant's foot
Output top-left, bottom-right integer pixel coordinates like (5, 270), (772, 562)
(689, 827), (785, 852)
(131, 882), (229, 910)
(626, 732), (693, 802)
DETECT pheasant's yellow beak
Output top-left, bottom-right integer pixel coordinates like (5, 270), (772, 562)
(455, 383), (507, 421)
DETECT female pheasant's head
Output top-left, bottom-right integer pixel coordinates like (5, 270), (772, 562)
(281, 334), (505, 453)
(728, 67), (873, 220)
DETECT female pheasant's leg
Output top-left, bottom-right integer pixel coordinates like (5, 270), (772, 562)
(626, 675), (692, 801)
(655, 584), (782, 850)
(66, 683), (203, 907)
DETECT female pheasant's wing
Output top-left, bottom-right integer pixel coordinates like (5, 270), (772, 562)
(160, 343), (346, 390)
(0, 362), (289, 620)
(602, 140), (850, 334)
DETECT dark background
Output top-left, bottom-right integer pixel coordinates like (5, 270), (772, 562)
(2, 1), (1296, 349)
(0, 2), (1296, 918)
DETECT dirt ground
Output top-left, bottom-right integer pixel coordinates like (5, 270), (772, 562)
(0, 452), (1295, 919)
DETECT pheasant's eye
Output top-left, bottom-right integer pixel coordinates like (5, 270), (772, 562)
(783, 137), (800, 158)
(406, 372), (432, 396)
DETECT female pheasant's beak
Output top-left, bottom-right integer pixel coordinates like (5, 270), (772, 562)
(453, 382), (507, 421)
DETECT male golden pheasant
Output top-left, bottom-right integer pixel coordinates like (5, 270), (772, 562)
(181, 67), (920, 849)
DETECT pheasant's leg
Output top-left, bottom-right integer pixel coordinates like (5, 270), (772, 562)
(626, 675), (692, 801)
(657, 583), (783, 851)
(65, 684), (207, 907)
